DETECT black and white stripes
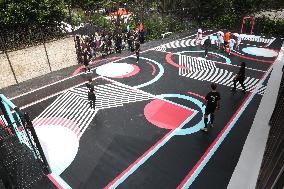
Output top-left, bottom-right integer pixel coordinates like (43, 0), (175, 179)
(179, 55), (216, 74)
(33, 83), (155, 138)
(178, 55), (266, 95)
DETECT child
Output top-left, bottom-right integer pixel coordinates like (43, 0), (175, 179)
(236, 33), (242, 50)
(228, 38), (236, 55)
(216, 31), (224, 49)
(195, 28), (203, 45)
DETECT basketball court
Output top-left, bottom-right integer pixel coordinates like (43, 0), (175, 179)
(10, 29), (283, 189)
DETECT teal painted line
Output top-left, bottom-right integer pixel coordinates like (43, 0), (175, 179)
(108, 111), (198, 189)
(133, 57), (165, 89)
(1, 99), (23, 143)
(0, 94), (16, 109)
(157, 94), (205, 135)
(180, 64), (274, 188)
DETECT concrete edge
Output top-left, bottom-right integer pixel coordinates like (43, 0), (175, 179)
(227, 42), (284, 189)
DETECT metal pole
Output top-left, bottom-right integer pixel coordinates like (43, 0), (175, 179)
(0, 96), (23, 143)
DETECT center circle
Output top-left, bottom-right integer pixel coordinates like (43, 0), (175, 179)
(96, 63), (140, 78)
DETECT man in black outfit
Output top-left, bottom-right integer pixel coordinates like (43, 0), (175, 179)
(231, 62), (246, 93)
(201, 83), (221, 132)
(203, 36), (211, 58)
(86, 79), (96, 109)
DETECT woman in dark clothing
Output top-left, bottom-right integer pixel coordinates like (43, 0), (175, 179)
(86, 79), (96, 109)
(231, 62), (246, 92)
(82, 48), (91, 73)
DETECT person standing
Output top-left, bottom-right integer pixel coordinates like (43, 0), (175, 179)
(223, 32), (231, 51)
(231, 62), (246, 93)
(201, 83), (221, 132)
(228, 38), (236, 55)
(216, 31), (224, 49)
(86, 79), (96, 109)
(82, 48), (91, 73)
(236, 33), (242, 50)
(203, 36), (211, 58)
(134, 39), (141, 63)
(195, 28), (203, 45)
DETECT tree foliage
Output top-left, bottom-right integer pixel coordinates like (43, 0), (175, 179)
(0, 0), (66, 30)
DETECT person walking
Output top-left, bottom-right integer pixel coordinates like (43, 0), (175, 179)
(86, 79), (96, 110)
(134, 39), (141, 63)
(228, 38), (236, 55)
(201, 83), (221, 132)
(203, 36), (211, 58)
(231, 62), (246, 93)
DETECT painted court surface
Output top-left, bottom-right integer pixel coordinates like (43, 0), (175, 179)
(11, 30), (283, 189)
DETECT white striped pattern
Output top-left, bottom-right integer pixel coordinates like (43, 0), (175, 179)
(154, 38), (207, 51)
(33, 83), (154, 138)
(153, 34), (275, 52)
(179, 55), (216, 75)
(241, 36), (274, 44)
(179, 59), (266, 95)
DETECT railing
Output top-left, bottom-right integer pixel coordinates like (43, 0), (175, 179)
(0, 94), (50, 188)
(256, 66), (284, 189)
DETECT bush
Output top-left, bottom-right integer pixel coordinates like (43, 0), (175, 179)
(144, 14), (186, 41)
(254, 17), (284, 36)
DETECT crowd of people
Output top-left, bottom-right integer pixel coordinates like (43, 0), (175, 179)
(74, 28), (144, 73)
(195, 28), (247, 132)
(196, 28), (242, 57)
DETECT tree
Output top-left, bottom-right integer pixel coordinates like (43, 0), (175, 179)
(0, 0), (66, 30)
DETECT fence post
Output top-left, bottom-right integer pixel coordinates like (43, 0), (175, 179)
(40, 28), (52, 72)
(1, 33), (19, 85)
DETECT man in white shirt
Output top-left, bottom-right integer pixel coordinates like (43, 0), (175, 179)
(216, 31), (224, 49)
(228, 38), (236, 55)
(195, 28), (203, 45)
(235, 33), (242, 50)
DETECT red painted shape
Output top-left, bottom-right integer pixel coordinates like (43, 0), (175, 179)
(166, 53), (191, 72)
(33, 117), (80, 139)
(144, 99), (194, 130)
(48, 174), (64, 189)
(145, 61), (157, 75)
(208, 53), (219, 59)
(177, 60), (275, 189)
(187, 92), (205, 100)
(112, 64), (140, 78)
(71, 57), (120, 76)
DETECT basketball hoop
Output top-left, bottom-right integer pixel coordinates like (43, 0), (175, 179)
(240, 16), (256, 34)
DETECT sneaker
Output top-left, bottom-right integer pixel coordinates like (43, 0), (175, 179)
(201, 128), (208, 132)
